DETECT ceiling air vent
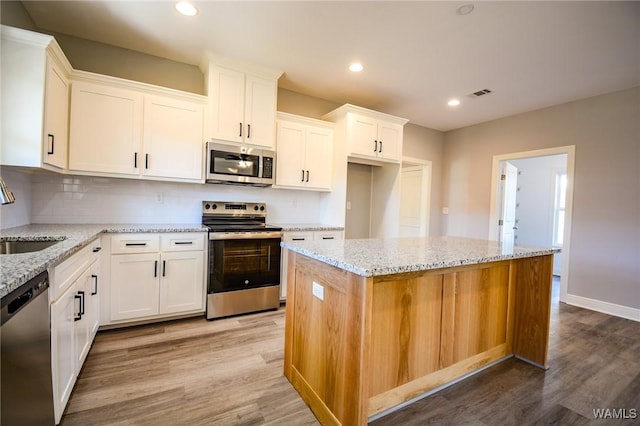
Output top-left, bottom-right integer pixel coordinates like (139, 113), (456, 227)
(470, 88), (493, 97)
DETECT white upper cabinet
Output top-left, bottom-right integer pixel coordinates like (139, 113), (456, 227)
(69, 81), (143, 176)
(204, 56), (282, 149)
(322, 104), (408, 164)
(44, 59), (70, 169)
(143, 95), (204, 181)
(275, 112), (334, 191)
(68, 74), (206, 182)
(1, 26), (72, 171)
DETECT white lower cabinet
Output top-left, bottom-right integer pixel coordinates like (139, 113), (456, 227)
(280, 229), (343, 299)
(109, 233), (206, 323)
(50, 238), (101, 424)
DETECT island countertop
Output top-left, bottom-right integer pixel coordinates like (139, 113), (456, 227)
(0, 223), (208, 299)
(281, 235), (560, 277)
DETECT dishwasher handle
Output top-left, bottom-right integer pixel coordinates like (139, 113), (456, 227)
(1, 271), (49, 325)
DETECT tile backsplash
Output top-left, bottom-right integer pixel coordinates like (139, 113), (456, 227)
(13, 171), (324, 226)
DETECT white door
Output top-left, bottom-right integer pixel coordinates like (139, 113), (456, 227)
(68, 81), (143, 175)
(43, 58), (69, 169)
(304, 126), (333, 190)
(159, 251), (204, 314)
(350, 114), (378, 157)
(74, 271), (92, 369)
(275, 120), (306, 187)
(142, 95), (204, 181)
(377, 122), (402, 161)
(500, 162), (519, 247)
(244, 74), (277, 148)
(51, 284), (77, 424)
(211, 66), (245, 143)
(110, 253), (160, 321)
(399, 165), (429, 237)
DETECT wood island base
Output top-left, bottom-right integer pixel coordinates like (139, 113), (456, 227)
(283, 250), (553, 425)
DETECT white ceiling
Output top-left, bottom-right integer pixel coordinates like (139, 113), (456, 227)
(21, 1), (640, 131)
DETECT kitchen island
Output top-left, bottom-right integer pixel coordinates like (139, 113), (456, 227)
(282, 236), (559, 425)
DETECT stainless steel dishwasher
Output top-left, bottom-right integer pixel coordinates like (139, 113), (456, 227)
(1, 270), (55, 425)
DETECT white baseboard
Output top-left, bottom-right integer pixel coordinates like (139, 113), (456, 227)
(564, 294), (640, 322)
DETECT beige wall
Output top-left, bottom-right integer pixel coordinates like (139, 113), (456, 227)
(443, 87), (640, 310)
(0, 1), (205, 94)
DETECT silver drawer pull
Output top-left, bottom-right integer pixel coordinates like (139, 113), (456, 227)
(174, 241), (193, 245)
(125, 242), (147, 246)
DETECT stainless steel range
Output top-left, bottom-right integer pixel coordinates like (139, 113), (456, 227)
(203, 201), (282, 320)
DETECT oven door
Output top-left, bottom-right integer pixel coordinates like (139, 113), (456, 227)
(209, 234), (281, 293)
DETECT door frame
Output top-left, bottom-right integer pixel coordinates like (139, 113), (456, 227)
(401, 156), (432, 237)
(488, 146), (575, 303)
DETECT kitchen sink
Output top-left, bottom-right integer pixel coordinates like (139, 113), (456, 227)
(0, 239), (64, 254)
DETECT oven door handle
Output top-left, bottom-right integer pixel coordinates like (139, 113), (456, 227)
(208, 231), (282, 240)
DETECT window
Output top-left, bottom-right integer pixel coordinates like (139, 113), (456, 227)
(552, 172), (567, 246)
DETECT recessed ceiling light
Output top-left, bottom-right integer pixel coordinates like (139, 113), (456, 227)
(456, 3), (475, 16)
(447, 98), (461, 107)
(349, 63), (364, 73)
(176, 1), (198, 16)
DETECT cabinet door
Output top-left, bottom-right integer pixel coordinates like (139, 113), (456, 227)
(88, 259), (101, 337)
(244, 74), (277, 148)
(74, 271), (92, 369)
(143, 95), (204, 181)
(110, 253), (160, 321)
(377, 121), (403, 161)
(51, 284), (77, 424)
(159, 251), (205, 315)
(349, 113), (379, 158)
(211, 66), (245, 144)
(69, 81), (143, 175)
(305, 126), (333, 190)
(43, 58), (69, 169)
(275, 120), (306, 187)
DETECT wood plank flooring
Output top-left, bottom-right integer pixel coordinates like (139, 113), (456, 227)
(63, 279), (640, 425)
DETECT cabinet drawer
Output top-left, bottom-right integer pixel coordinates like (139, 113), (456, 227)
(314, 230), (343, 241)
(160, 233), (205, 252)
(50, 239), (95, 302)
(111, 234), (160, 254)
(283, 231), (314, 243)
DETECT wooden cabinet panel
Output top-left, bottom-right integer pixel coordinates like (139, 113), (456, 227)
(440, 262), (510, 368)
(369, 274), (443, 396)
(513, 255), (553, 366)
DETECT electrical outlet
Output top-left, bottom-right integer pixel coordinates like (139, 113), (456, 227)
(443, 207), (449, 214)
(312, 281), (324, 301)
(346, 201), (351, 210)
(156, 193), (164, 204)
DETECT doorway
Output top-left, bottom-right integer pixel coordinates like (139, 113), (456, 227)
(489, 146), (575, 303)
(399, 157), (431, 237)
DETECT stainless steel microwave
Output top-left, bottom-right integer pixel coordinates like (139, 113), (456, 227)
(205, 142), (275, 187)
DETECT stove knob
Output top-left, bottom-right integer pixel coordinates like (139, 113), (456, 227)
(259, 205), (265, 211)
(205, 203), (210, 210)
(212, 204), (217, 210)
(254, 205), (259, 211)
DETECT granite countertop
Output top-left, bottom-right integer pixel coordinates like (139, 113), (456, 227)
(0, 224), (208, 299)
(281, 236), (560, 277)
(270, 223), (344, 232)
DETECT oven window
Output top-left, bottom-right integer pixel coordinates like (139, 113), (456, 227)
(210, 238), (281, 292)
(211, 151), (260, 178)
